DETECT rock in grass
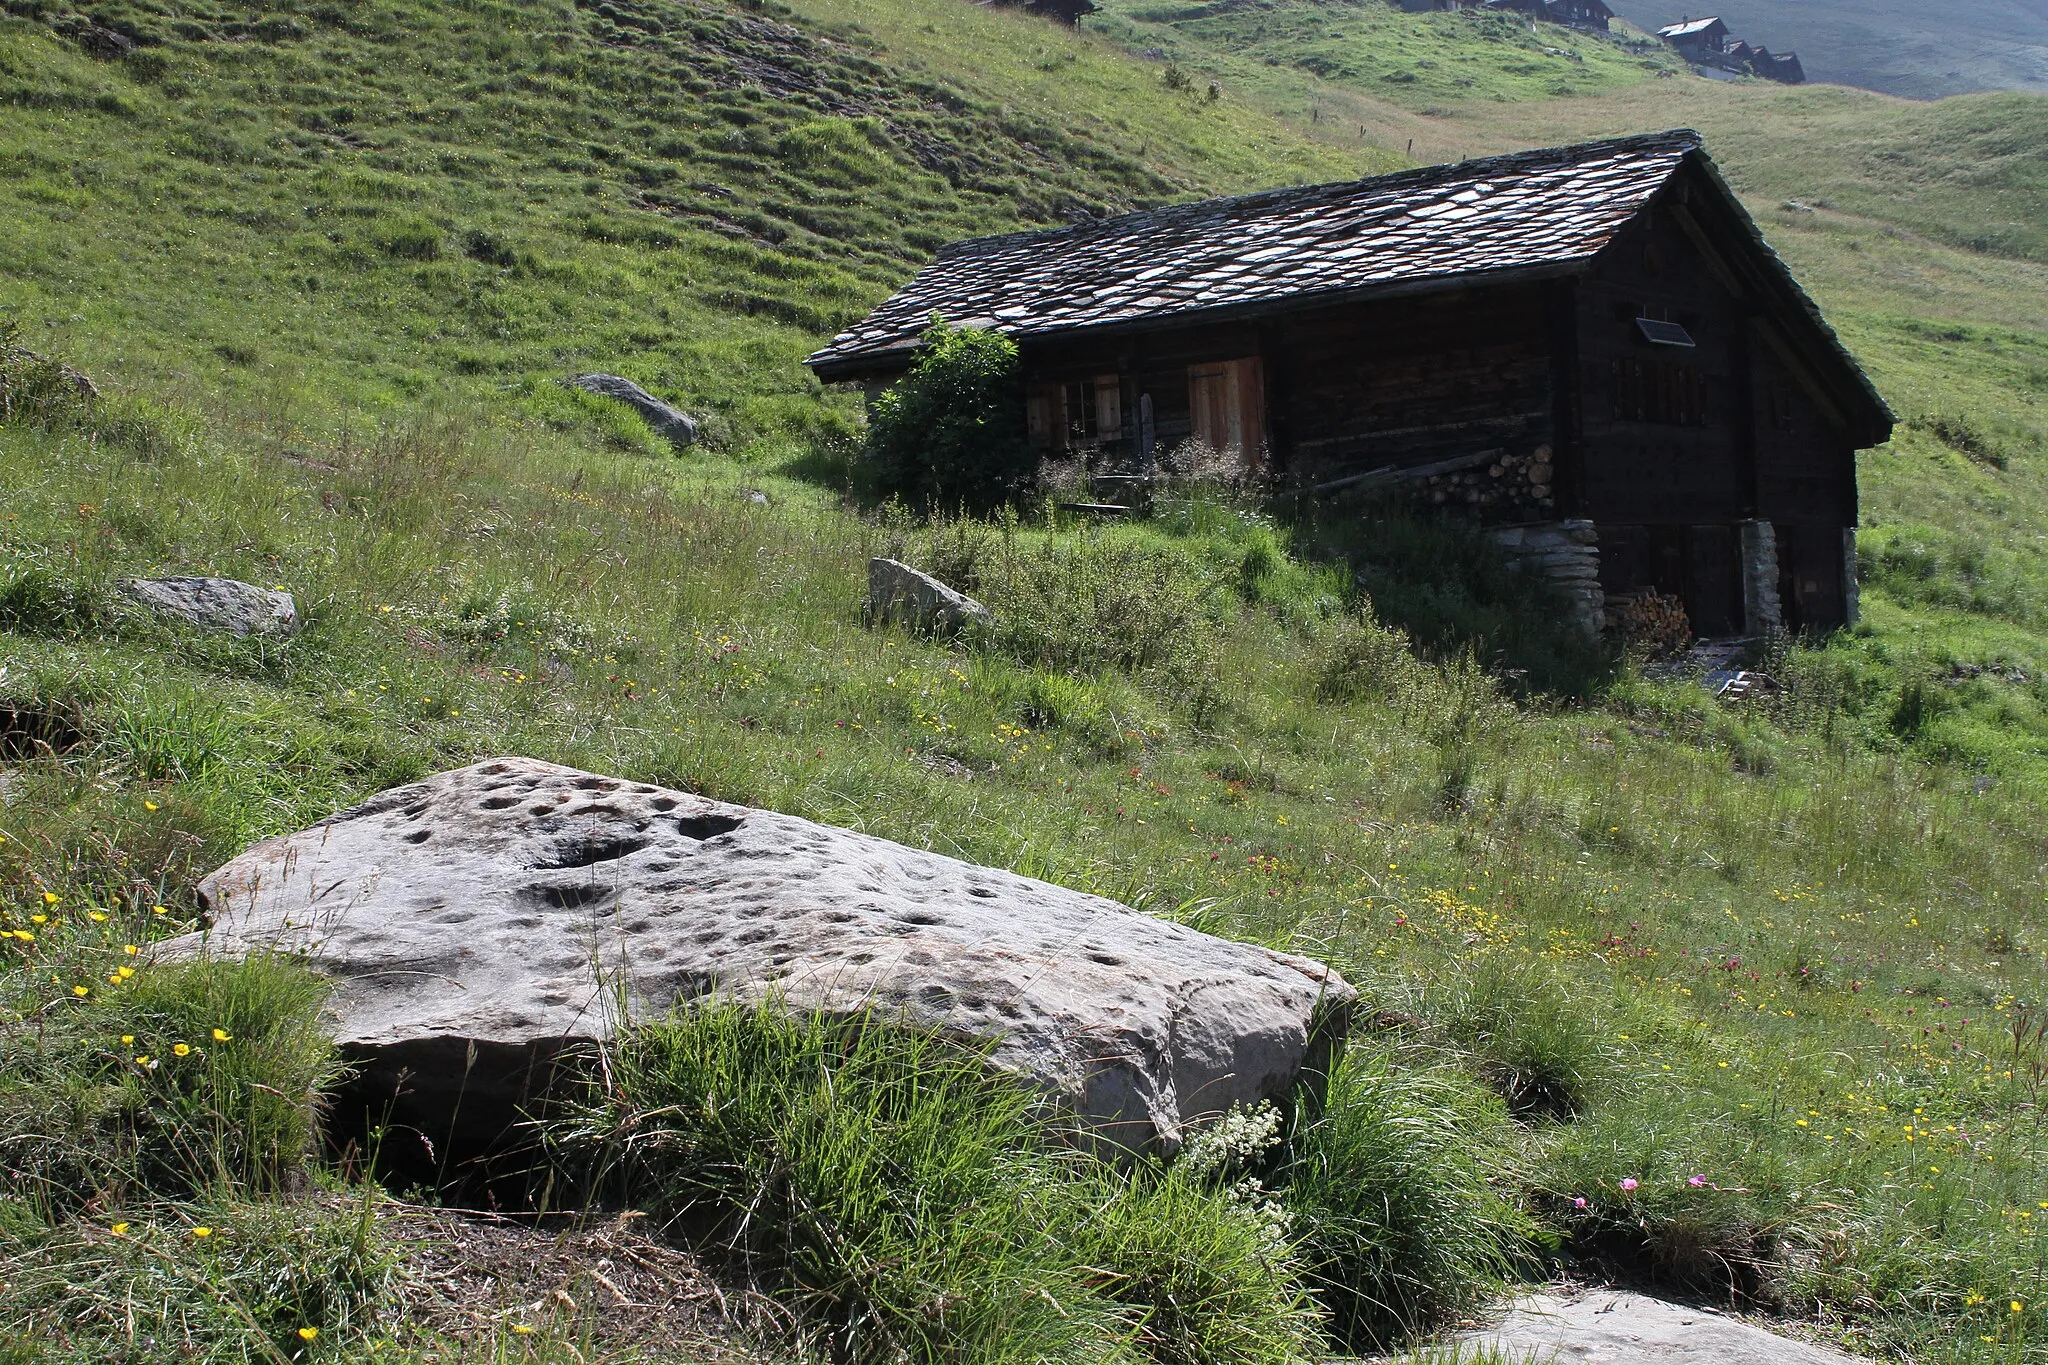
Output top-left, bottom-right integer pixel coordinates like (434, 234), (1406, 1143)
(567, 373), (698, 451)
(119, 577), (301, 637)
(1460, 1288), (1866, 1364)
(865, 558), (992, 636)
(170, 758), (1353, 1161)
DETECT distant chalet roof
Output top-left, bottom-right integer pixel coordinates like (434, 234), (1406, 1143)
(1658, 16), (1725, 37)
(807, 130), (1889, 442)
(809, 131), (1697, 379)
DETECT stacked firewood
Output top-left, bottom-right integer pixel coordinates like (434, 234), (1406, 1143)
(1610, 589), (1692, 657)
(1423, 444), (1555, 518)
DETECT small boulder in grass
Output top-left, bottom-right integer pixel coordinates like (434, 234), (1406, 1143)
(566, 373), (699, 451)
(119, 577), (301, 637)
(865, 558), (991, 637)
(166, 757), (1355, 1168)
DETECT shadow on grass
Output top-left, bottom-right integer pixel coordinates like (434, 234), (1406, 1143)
(1280, 489), (1617, 701)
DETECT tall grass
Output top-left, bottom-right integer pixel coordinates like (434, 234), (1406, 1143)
(0, 954), (335, 1213)
(1283, 1046), (1530, 1350)
(554, 1002), (1318, 1365)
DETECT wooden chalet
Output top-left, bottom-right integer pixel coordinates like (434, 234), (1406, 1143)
(1658, 17), (1804, 84)
(1657, 15), (1730, 58)
(808, 132), (1890, 636)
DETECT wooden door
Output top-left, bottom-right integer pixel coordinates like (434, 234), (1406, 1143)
(1188, 357), (1264, 465)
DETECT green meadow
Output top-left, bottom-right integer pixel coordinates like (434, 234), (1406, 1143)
(5, 0), (2048, 1361)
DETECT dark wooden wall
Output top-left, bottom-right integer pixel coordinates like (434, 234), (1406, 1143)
(1573, 206), (1752, 525)
(1750, 334), (1857, 528)
(1015, 285), (1559, 480)
(1272, 285), (1556, 481)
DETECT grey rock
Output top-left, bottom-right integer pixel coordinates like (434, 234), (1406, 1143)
(120, 577), (301, 637)
(169, 758), (1353, 1160)
(1455, 1289), (1863, 1364)
(567, 373), (698, 451)
(865, 558), (992, 636)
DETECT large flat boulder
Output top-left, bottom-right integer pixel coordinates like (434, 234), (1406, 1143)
(170, 758), (1352, 1162)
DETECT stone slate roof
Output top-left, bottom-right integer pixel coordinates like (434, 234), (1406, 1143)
(808, 131), (1700, 377)
(1659, 16), (1725, 38)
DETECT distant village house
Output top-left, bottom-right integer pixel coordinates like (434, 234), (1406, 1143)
(809, 133), (1890, 637)
(1658, 16), (1804, 83)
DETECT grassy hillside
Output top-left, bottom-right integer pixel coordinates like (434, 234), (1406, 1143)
(1088, 0), (1682, 113)
(0, 0), (1382, 440)
(8, 1), (2048, 1362)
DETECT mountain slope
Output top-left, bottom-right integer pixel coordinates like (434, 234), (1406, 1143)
(0, 0), (1384, 441)
(1604, 0), (2048, 99)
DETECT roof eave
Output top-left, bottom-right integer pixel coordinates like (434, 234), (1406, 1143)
(804, 257), (1593, 381)
(1674, 151), (1895, 446)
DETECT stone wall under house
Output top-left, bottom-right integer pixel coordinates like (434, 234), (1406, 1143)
(1739, 518), (1784, 637)
(1489, 520), (1604, 639)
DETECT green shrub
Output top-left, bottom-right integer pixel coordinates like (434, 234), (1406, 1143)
(1290, 495), (1611, 697)
(864, 320), (1033, 512)
(554, 1002), (1318, 1364)
(0, 328), (175, 456)
(0, 1195), (390, 1360)
(1280, 1045), (1529, 1350)
(1076, 1157), (1317, 1365)
(1311, 607), (1432, 707)
(0, 564), (109, 638)
(370, 214), (443, 260)
(0, 325), (99, 431)
(980, 535), (1222, 678)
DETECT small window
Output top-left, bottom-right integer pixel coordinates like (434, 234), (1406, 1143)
(1635, 317), (1696, 348)
(1029, 375), (1124, 453)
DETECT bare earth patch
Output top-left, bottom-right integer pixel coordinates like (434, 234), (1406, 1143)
(378, 1204), (783, 1360)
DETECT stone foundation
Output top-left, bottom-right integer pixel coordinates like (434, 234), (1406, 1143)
(1842, 529), (1860, 626)
(1738, 518), (1783, 637)
(1488, 519), (1603, 638)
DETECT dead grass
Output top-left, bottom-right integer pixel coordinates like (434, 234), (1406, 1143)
(374, 1204), (784, 1361)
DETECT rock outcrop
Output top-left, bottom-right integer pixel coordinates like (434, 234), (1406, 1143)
(1458, 1289), (1865, 1364)
(119, 577), (301, 637)
(865, 558), (992, 636)
(567, 373), (699, 451)
(170, 758), (1352, 1164)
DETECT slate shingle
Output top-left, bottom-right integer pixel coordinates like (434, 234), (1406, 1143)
(808, 131), (1701, 376)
